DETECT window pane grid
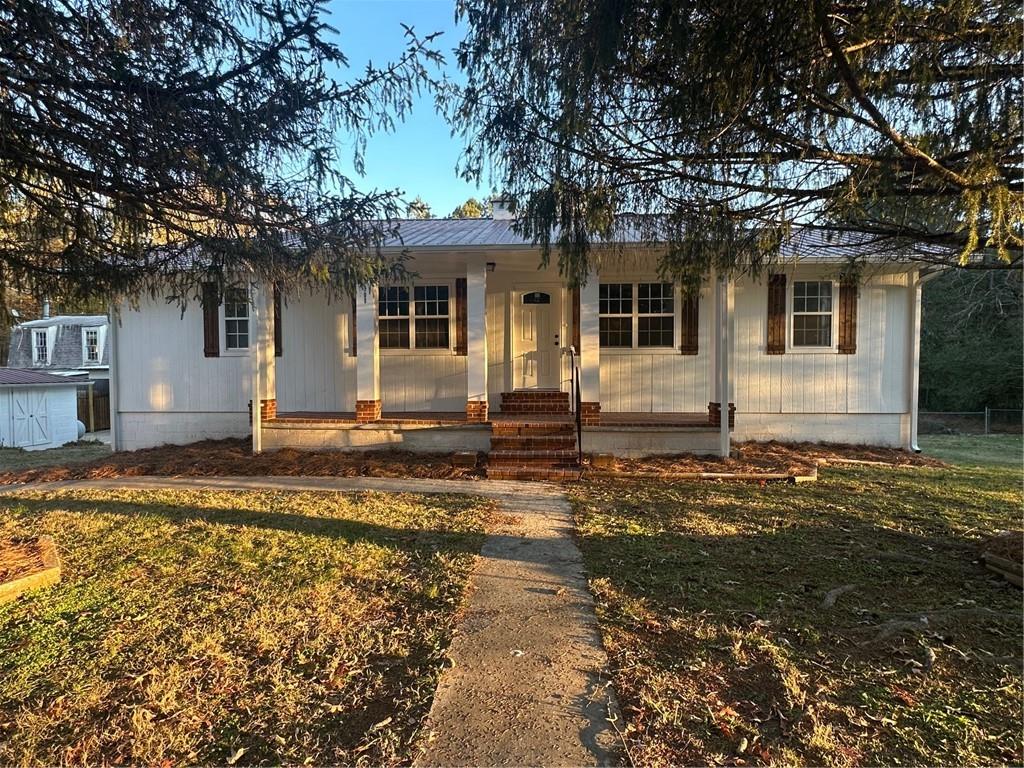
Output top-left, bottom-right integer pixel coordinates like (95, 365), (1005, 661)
(599, 283), (632, 316)
(34, 331), (47, 363)
(791, 281), (833, 347)
(85, 330), (99, 361)
(223, 288), (249, 350)
(599, 317), (632, 347)
(637, 282), (674, 347)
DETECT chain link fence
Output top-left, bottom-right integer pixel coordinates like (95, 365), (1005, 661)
(919, 409), (1023, 435)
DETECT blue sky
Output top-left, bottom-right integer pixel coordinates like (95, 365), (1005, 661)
(328, 0), (487, 217)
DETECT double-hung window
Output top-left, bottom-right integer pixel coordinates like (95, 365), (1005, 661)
(637, 283), (674, 347)
(791, 280), (833, 348)
(223, 287), (250, 350)
(84, 329), (100, 363)
(599, 283), (633, 347)
(378, 284), (451, 350)
(599, 282), (675, 348)
(33, 330), (48, 364)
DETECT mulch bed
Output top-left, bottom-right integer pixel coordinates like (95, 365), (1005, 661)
(608, 440), (942, 476)
(0, 439), (484, 485)
(0, 438), (942, 487)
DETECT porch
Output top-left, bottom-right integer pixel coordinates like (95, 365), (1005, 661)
(247, 251), (737, 459)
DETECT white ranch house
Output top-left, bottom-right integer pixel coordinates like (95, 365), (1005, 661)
(109, 210), (930, 472)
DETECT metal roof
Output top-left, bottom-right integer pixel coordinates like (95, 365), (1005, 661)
(0, 369), (82, 386)
(381, 219), (922, 261)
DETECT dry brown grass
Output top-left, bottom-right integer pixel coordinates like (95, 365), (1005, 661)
(0, 487), (491, 765)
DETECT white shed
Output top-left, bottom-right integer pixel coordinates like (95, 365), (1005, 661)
(0, 369), (81, 450)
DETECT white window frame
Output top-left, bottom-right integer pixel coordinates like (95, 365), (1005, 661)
(787, 279), (839, 353)
(598, 282), (634, 349)
(82, 328), (101, 365)
(378, 280), (456, 354)
(599, 280), (680, 353)
(220, 285), (251, 355)
(32, 329), (49, 365)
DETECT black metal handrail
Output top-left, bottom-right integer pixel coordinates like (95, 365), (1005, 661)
(569, 346), (583, 466)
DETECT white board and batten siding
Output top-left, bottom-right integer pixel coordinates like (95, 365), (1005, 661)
(732, 270), (912, 446)
(0, 385), (79, 451)
(114, 295), (254, 450)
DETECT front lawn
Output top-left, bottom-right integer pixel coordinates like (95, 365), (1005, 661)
(573, 451), (1023, 766)
(0, 488), (491, 766)
(0, 441), (110, 473)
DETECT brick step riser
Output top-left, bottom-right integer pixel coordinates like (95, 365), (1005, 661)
(500, 391), (569, 399)
(498, 406), (572, 415)
(489, 438), (576, 451)
(489, 454), (579, 466)
(490, 426), (576, 437)
(486, 468), (581, 481)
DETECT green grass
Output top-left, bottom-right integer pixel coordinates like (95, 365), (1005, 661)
(0, 442), (111, 472)
(0, 488), (491, 766)
(919, 433), (1023, 468)
(572, 460), (1023, 767)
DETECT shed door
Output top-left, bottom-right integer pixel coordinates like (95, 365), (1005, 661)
(12, 389), (50, 447)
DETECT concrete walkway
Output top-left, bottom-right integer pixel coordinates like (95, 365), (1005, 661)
(2, 475), (623, 766)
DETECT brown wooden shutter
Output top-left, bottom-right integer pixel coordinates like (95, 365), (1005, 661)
(838, 281), (858, 354)
(454, 278), (467, 355)
(201, 282), (219, 357)
(680, 293), (699, 354)
(350, 295), (357, 356)
(766, 273), (787, 355)
(572, 287), (581, 351)
(273, 283), (283, 358)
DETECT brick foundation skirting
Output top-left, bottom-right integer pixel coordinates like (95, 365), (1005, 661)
(708, 401), (736, 429)
(355, 399), (382, 423)
(465, 400), (489, 423)
(248, 398), (277, 424)
(580, 401), (601, 426)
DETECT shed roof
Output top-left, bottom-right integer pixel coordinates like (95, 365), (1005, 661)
(0, 369), (82, 386)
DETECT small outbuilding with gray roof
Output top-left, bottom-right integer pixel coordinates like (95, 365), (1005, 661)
(0, 369), (81, 450)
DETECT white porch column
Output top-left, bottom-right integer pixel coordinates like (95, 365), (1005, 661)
(713, 275), (733, 457)
(250, 282), (276, 454)
(466, 261), (489, 422)
(578, 268), (601, 425)
(355, 286), (381, 422)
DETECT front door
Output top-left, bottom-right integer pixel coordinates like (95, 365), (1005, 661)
(513, 286), (561, 389)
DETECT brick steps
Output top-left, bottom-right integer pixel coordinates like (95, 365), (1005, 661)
(487, 402), (580, 480)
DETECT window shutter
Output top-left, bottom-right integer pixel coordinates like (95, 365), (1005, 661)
(680, 293), (699, 354)
(572, 287), (581, 351)
(838, 281), (858, 354)
(201, 282), (220, 357)
(273, 283), (283, 358)
(766, 273), (786, 355)
(350, 296), (357, 356)
(455, 277), (468, 355)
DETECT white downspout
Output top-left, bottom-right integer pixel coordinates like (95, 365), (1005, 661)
(909, 268), (943, 452)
